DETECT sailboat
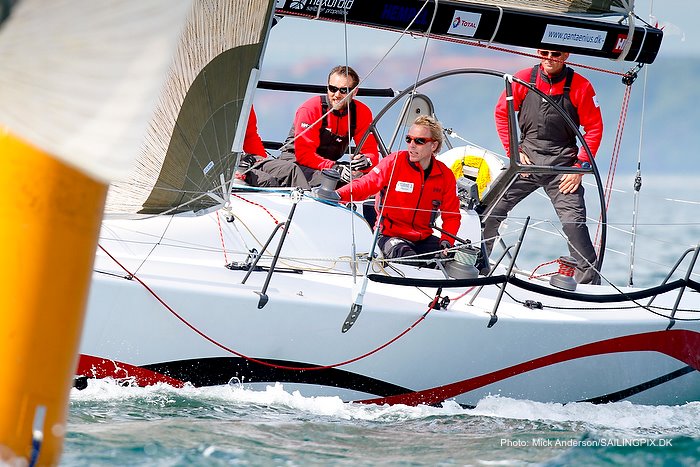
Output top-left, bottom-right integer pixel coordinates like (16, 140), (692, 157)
(76, 0), (699, 407)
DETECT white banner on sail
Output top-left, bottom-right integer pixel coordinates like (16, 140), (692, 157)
(0, 0), (193, 182)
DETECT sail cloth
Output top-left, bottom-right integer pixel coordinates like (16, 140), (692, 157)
(276, 0), (661, 64)
(106, 0), (276, 214)
(0, 0), (192, 184)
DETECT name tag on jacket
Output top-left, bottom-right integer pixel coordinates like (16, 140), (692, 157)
(395, 181), (414, 193)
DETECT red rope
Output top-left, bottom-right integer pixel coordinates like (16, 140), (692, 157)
(594, 83), (633, 252)
(97, 244), (438, 372)
(556, 258), (576, 278)
(529, 257), (576, 280)
(528, 259), (558, 280)
(231, 193), (280, 224)
(215, 211), (229, 265)
(449, 286), (476, 303)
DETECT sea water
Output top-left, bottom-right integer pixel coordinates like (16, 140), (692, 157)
(61, 174), (699, 466)
(65, 381), (699, 466)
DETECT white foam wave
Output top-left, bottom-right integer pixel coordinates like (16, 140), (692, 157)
(70, 379), (700, 436)
(471, 395), (700, 437)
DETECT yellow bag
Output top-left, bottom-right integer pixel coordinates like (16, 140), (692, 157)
(450, 155), (491, 197)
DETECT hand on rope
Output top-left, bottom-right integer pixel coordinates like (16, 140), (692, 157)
(438, 240), (452, 258)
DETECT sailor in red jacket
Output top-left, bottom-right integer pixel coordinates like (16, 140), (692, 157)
(234, 107), (269, 185)
(337, 115), (461, 262)
(485, 49), (603, 284)
(248, 65), (379, 188)
(243, 106), (266, 158)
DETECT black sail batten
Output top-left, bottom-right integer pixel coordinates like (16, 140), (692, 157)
(275, 0), (662, 64)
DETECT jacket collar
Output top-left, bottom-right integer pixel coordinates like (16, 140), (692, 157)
(538, 64), (568, 85)
(405, 151), (436, 175)
(322, 94), (352, 117)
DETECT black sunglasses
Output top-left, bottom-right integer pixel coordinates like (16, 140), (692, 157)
(327, 84), (351, 94)
(538, 50), (562, 58)
(405, 135), (436, 145)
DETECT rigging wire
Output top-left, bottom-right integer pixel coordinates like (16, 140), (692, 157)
(497, 285), (700, 320)
(339, 6), (362, 283)
(593, 64), (639, 253)
(627, 1), (655, 286)
(347, 0), (440, 323)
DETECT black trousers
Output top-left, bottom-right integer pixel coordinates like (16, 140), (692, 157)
(246, 156), (311, 189)
(482, 173), (600, 284)
(378, 235), (442, 267)
(245, 153), (344, 190)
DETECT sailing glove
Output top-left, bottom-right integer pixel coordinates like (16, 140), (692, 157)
(350, 154), (372, 171)
(439, 240), (452, 257)
(238, 153), (259, 170)
(333, 162), (353, 184)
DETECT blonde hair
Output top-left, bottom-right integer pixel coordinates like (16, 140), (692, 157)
(413, 115), (443, 152)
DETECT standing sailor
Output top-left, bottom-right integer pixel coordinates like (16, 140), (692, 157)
(485, 49), (603, 284)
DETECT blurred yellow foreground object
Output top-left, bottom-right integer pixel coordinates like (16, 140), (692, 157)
(0, 130), (107, 465)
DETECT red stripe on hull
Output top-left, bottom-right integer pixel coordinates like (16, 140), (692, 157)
(360, 329), (700, 406)
(76, 354), (186, 388)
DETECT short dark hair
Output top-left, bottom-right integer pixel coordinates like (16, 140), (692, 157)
(328, 65), (359, 88)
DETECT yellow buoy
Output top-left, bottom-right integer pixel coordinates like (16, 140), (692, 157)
(0, 130), (107, 465)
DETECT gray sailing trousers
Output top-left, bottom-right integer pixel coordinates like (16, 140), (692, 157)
(482, 173), (600, 285)
(245, 156), (311, 189)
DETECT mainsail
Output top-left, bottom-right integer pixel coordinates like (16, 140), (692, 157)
(106, 0), (276, 214)
(276, 0), (660, 64)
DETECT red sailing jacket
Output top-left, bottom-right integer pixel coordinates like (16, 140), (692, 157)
(337, 150), (461, 245)
(494, 65), (603, 164)
(243, 107), (267, 158)
(290, 96), (379, 170)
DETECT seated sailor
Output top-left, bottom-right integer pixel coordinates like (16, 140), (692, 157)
(336, 115), (461, 263)
(244, 65), (379, 189)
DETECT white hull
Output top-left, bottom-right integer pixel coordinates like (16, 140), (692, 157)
(78, 190), (700, 406)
